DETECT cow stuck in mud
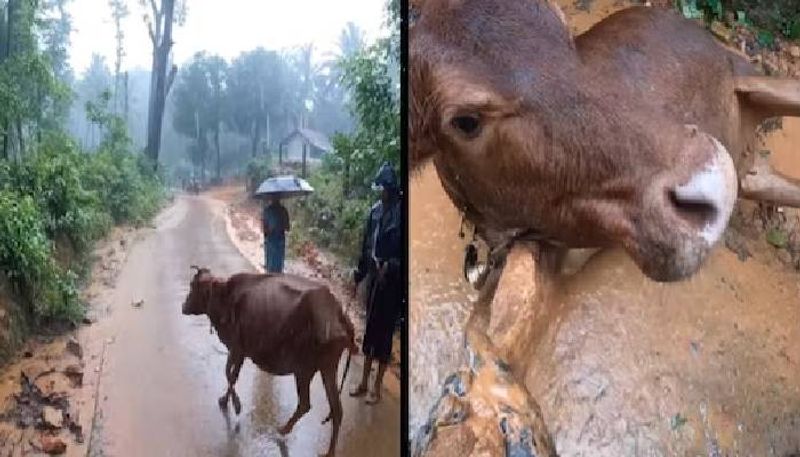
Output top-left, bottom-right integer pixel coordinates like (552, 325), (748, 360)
(410, 0), (800, 282)
(181, 266), (358, 457)
(410, 1), (800, 455)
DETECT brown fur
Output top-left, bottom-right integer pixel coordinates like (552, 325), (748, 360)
(410, 0), (800, 281)
(182, 268), (356, 457)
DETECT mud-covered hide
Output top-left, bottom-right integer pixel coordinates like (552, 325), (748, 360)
(211, 273), (353, 376)
(412, 243), (559, 457)
(412, 341), (557, 457)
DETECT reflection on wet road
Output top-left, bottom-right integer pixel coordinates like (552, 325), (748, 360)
(94, 196), (399, 456)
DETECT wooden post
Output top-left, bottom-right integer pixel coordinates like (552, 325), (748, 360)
(302, 142), (307, 178)
(124, 71), (129, 124)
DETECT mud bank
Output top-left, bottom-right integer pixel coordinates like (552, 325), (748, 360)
(0, 223), (147, 457)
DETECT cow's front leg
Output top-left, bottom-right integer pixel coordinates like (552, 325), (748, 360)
(218, 355), (234, 410)
(279, 370), (313, 435)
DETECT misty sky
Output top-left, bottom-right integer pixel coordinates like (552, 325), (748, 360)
(68, 0), (387, 75)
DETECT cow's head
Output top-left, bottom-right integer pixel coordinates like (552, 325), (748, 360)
(410, 0), (737, 281)
(182, 266), (213, 315)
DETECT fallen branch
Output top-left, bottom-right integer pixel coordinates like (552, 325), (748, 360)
(741, 159), (800, 208)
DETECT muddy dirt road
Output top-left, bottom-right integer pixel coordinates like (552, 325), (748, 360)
(87, 195), (399, 456)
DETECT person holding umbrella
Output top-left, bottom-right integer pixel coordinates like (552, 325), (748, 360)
(263, 195), (290, 273)
(256, 175), (313, 273)
(350, 161), (403, 404)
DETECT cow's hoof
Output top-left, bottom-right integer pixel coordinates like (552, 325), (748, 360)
(349, 385), (368, 397)
(232, 395), (242, 415)
(366, 392), (381, 405)
(218, 396), (228, 410)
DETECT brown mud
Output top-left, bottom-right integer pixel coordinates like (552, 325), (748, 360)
(0, 225), (144, 457)
(410, 0), (800, 454)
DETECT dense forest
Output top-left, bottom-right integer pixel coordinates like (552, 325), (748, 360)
(0, 0), (399, 343)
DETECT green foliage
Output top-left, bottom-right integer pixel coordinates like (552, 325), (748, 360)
(86, 89), (131, 153)
(225, 49), (289, 148)
(245, 153), (274, 193)
(766, 227), (789, 248)
(5, 132), (112, 250)
(332, 0), (401, 191)
(82, 146), (165, 225)
(0, 52), (68, 138)
(0, 191), (82, 322)
(730, 0), (800, 40)
(288, 170), (372, 261)
(0, 93), (165, 325)
(0, 0), (72, 152)
(677, 0), (800, 42)
(172, 52), (228, 175)
(287, 0), (399, 263)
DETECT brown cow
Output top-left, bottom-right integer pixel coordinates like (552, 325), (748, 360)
(410, 0), (800, 282)
(181, 267), (357, 457)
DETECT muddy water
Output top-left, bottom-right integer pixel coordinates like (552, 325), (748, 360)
(409, 166), (478, 436)
(409, 0), (800, 451)
(91, 196), (400, 457)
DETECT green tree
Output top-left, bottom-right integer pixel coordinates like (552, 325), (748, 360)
(140, 0), (185, 167)
(172, 52), (227, 181)
(109, 0), (129, 114)
(0, 0), (68, 158)
(333, 0), (401, 194)
(75, 54), (113, 149)
(226, 48), (288, 157)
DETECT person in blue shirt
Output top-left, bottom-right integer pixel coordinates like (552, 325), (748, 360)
(349, 162), (403, 405)
(262, 196), (290, 273)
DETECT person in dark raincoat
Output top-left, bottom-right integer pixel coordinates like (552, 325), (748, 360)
(262, 196), (290, 273)
(350, 162), (403, 404)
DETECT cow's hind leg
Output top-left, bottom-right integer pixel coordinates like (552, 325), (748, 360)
(321, 361), (342, 457)
(278, 370), (312, 435)
(218, 353), (245, 414)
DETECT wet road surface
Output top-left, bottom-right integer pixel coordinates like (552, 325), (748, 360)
(92, 196), (400, 456)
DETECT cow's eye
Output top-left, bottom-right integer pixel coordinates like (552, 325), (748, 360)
(451, 114), (481, 138)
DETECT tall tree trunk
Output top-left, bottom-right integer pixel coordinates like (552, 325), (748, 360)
(124, 71), (129, 123)
(214, 122), (220, 180)
(144, 0), (177, 168)
(251, 118), (261, 158)
(201, 150), (206, 186)
(2, 0), (15, 159)
(302, 143), (307, 178)
(343, 154), (350, 198)
(265, 112), (270, 151)
(16, 120), (22, 156)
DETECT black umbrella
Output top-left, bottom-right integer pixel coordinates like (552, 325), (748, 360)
(253, 175), (314, 200)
